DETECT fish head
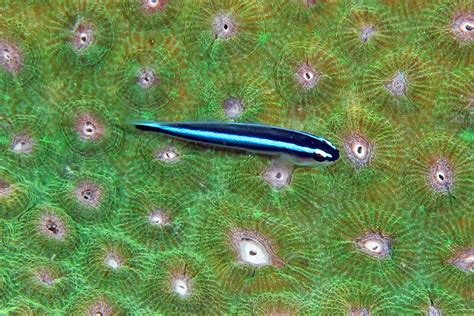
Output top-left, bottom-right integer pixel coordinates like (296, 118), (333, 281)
(313, 145), (340, 165)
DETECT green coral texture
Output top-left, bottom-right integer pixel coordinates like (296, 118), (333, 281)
(1, 0), (473, 314)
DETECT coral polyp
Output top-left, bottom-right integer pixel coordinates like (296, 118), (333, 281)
(134, 133), (209, 193)
(118, 184), (188, 250)
(355, 231), (392, 259)
(142, 250), (224, 314)
(337, 5), (397, 61)
(0, 40), (22, 74)
(420, 0), (473, 66)
(362, 49), (435, 113)
(51, 168), (117, 224)
(0, 112), (54, 168)
(58, 99), (123, 157)
(120, 0), (184, 30)
(315, 198), (421, 289)
(276, 40), (348, 117)
(404, 135), (473, 209)
(185, 0), (266, 60)
(230, 229), (284, 268)
(192, 198), (315, 293)
(261, 159), (293, 190)
(224, 156), (329, 220)
(79, 231), (146, 297)
(193, 65), (282, 124)
(434, 67), (473, 130)
(323, 103), (402, 193)
(14, 255), (75, 308)
(422, 214), (474, 300)
(0, 18), (40, 89)
(17, 204), (77, 258)
(44, 0), (114, 69)
(114, 33), (187, 116)
(66, 289), (130, 315)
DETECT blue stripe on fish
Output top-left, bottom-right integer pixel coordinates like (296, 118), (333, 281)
(132, 121), (339, 166)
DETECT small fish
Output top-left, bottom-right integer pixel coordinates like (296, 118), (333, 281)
(132, 121), (339, 166)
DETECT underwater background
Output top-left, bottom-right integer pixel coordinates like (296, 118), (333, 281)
(0, 0), (473, 314)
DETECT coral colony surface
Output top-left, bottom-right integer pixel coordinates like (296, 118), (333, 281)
(0, 0), (473, 315)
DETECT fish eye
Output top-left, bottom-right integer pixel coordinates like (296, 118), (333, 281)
(313, 153), (326, 162)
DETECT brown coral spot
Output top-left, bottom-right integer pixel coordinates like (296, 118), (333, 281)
(384, 70), (408, 97)
(74, 181), (102, 208)
(355, 231), (391, 259)
(0, 178), (12, 197)
(427, 158), (454, 194)
(148, 208), (170, 227)
(343, 133), (374, 168)
(171, 272), (192, 298)
(265, 309), (293, 316)
(74, 113), (105, 142)
(0, 40), (22, 74)
(451, 11), (474, 43)
(137, 68), (158, 89)
(38, 213), (66, 240)
(349, 307), (371, 316)
(223, 97), (244, 119)
(141, 0), (169, 14)
(86, 300), (113, 316)
(213, 13), (238, 39)
(155, 146), (180, 164)
(295, 63), (321, 90)
(303, 0), (317, 7)
(360, 25), (377, 43)
(72, 21), (94, 52)
(35, 268), (56, 286)
(230, 229), (284, 268)
(104, 250), (124, 270)
(262, 159), (293, 189)
(10, 133), (34, 154)
(448, 247), (474, 272)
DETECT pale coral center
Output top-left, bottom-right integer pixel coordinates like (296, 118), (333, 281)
(363, 240), (383, 254)
(351, 142), (368, 160)
(239, 238), (271, 266)
(173, 278), (190, 297)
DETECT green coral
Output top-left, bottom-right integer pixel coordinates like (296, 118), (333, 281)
(192, 197), (316, 294)
(0, 160), (31, 219)
(58, 98), (124, 157)
(43, 0), (115, 70)
(314, 198), (421, 290)
(422, 213), (474, 300)
(16, 203), (78, 258)
(184, 0), (267, 61)
(404, 134), (473, 210)
(118, 183), (190, 250)
(113, 31), (189, 117)
(0, 0), (473, 314)
(142, 249), (225, 315)
(313, 278), (394, 314)
(0, 16), (41, 90)
(13, 254), (77, 309)
(49, 164), (118, 224)
(77, 230), (148, 298)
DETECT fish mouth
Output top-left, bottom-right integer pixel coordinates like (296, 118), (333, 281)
(331, 149), (340, 162)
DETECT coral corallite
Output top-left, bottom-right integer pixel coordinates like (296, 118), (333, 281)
(0, 0), (473, 314)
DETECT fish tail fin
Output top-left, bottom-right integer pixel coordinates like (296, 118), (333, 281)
(129, 120), (165, 133)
